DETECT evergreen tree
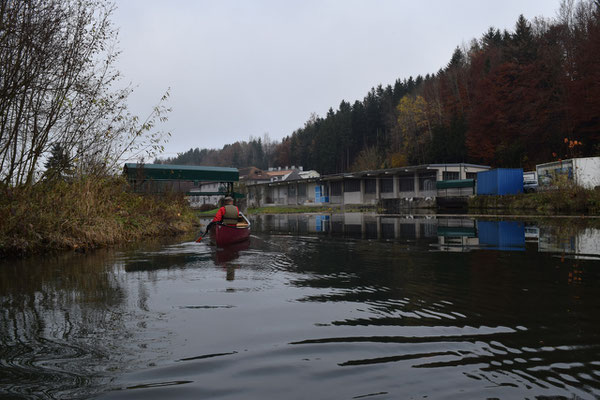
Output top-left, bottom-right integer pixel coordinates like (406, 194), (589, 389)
(44, 143), (72, 180)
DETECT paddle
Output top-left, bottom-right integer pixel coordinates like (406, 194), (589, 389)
(195, 221), (217, 242)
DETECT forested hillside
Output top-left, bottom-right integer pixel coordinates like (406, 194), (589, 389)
(159, 0), (600, 173)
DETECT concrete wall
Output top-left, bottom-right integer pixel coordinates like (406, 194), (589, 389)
(380, 197), (436, 213)
(363, 193), (377, 204)
(574, 157), (600, 189)
(343, 191), (362, 204)
(329, 195), (343, 204)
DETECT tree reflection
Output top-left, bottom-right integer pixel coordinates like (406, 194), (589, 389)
(0, 250), (129, 398)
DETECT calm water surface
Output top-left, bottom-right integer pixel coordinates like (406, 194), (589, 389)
(1, 214), (600, 399)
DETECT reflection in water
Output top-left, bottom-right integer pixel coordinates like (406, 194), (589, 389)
(215, 240), (250, 281)
(0, 250), (128, 398)
(1, 215), (599, 399)
(214, 240), (250, 266)
(254, 213), (600, 257)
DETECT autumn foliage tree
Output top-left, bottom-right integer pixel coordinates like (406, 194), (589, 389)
(161, 0), (600, 174)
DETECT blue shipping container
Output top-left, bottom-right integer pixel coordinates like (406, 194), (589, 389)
(477, 221), (525, 251)
(476, 168), (523, 195)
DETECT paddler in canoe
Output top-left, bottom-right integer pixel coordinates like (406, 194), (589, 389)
(212, 196), (239, 226)
(196, 196), (250, 245)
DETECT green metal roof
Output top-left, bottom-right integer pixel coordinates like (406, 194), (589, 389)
(437, 226), (477, 237)
(186, 191), (245, 199)
(436, 179), (475, 189)
(123, 163), (239, 182)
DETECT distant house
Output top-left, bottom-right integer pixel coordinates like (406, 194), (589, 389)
(239, 166), (311, 184)
(254, 166), (320, 183)
(239, 167), (272, 185)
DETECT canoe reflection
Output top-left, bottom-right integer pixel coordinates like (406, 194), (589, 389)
(214, 239), (250, 281)
(214, 239), (250, 265)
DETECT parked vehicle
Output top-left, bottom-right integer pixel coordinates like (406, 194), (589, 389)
(523, 180), (538, 193)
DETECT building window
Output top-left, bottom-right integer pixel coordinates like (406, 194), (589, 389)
(330, 181), (342, 196)
(419, 173), (437, 191)
(442, 171), (459, 180)
(466, 172), (477, 180)
(297, 183), (307, 197)
(344, 179), (360, 192)
(288, 185), (296, 197)
(400, 223), (416, 238)
(380, 178), (394, 193)
(398, 176), (414, 192)
(365, 179), (376, 194)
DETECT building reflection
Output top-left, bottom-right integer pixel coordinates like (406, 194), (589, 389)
(251, 213), (600, 257)
(538, 225), (600, 259)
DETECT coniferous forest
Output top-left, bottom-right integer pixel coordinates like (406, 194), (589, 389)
(159, 0), (600, 174)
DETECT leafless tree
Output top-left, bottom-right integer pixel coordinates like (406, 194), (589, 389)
(0, 0), (170, 185)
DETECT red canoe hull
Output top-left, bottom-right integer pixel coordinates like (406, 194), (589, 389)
(210, 223), (250, 247)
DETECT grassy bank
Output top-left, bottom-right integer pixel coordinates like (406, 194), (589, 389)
(0, 177), (198, 257)
(468, 187), (600, 215)
(246, 205), (376, 214)
(243, 189), (600, 217)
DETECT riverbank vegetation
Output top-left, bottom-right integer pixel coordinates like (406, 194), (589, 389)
(469, 187), (600, 215)
(158, 0), (599, 174)
(0, 178), (197, 257)
(0, 1), (184, 257)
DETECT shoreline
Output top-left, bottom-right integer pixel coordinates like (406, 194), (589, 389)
(242, 205), (600, 219)
(5, 189), (599, 259)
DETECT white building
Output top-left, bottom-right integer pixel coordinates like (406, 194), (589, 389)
(537, 156), (600, 189)
(187, 181), (228, 207)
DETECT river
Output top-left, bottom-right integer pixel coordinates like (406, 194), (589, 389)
(1, 213), (599, 399)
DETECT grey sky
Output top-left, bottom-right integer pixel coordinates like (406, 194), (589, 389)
(112, 0), (560, 158)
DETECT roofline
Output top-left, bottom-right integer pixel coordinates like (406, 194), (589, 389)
(247, 177), (320, 186)
(123, 163), (239, 182)
(320, 163), (490, 180)
(536, 156), (600, 168)
(124, 163), (238, 172)
(247, 163), (492, 185)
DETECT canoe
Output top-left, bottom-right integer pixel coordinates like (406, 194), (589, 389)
(210, 213), (251, 247)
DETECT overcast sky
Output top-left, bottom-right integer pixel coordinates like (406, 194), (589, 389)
(112, 0), (561, 158)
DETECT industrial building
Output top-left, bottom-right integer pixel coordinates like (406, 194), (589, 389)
(246, 163), (490, 209)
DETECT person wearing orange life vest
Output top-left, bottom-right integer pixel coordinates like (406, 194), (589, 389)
(212, 196), (239, 226)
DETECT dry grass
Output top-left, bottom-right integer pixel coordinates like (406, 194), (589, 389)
(468, 186), (600, 215)
(0, 176), (198, 257)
